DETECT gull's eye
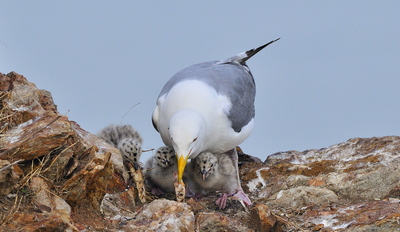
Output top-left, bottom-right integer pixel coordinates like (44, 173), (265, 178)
(193, 138), (197, 142)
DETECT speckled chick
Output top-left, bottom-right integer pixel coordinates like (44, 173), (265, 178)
(186, 149), (251, 209)
(144, 146), (177, 195)
(97, 124), (143, 169)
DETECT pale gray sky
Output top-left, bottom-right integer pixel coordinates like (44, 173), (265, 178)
(1, 2), (400, 162)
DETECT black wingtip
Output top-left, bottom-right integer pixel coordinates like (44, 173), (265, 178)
(240, 38), (280, 65)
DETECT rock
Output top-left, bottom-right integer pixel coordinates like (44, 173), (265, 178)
(0, 114), (75, 161)
(269, 186), (339, 209)
(0, 72), (132, 230)
(251, 204), (279, 232)
(0, 160), (23, 195)
(302, 200), (400, 231)
(241, 136), (400, 231)
(196, 212), (254, 232)
(120, 199), (195, 231)
(100, 189), (137, 222)
(0, 72), (58, 131)
(237, 145), (263, 167)
(29, 176), (78, 231)
(5, 212), (77, 232)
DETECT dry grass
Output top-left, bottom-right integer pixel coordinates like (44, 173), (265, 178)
(0, 142), (74, 227)
(20, 152), (53, 188)
(0, 159), (22, 173)
(0, 92), (10, 135)
(0, 192), (24, 228)
(271, 211), (305, 232)
(119, 102), (140, 125)
(42, 142), (77, 174)
(0, 89), (77, 228)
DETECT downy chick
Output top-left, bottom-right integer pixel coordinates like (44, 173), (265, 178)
(144, 146), (177, 195)
(97, 124), (143, 169)
(186, 150), (251, 209)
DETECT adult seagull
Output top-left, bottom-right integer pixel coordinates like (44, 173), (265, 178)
(152, 38), (280, 204)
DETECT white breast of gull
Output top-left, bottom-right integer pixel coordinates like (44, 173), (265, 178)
(152, 38), (280, 182)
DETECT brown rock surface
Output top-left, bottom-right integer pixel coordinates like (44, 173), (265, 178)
(196, 212), (254, 232)
(0, 72), (133, 231)
(251, 204), (279, 232)
(1, 72), (400, 231)
(241, 136), (400, 230)
(120, 199), (194, 231)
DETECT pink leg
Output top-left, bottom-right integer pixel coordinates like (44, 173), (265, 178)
(232, 190), (252, 206)
(185, 182), (202, 200)
(227, 148), (252, 206)
(215, 193), (228, 209)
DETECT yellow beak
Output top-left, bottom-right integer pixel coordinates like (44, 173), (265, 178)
(177, 154), (189, 182)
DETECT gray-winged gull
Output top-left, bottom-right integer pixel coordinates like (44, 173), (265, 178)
(152, 38), (280, 205)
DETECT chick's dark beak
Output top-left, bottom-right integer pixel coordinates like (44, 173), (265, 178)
(163, 160), (169, 167)
(201, 169), (207, 180)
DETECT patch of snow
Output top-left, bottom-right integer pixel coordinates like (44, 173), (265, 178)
(289, 158), (304, 165)
(11, 105), (30, 112)
(5, 115), (42, 143)
(331, 220), (355, 230)
(110, 214), (122, 221)
(7, 101), (30, 112)
(276, 190), (283, 200)
(336, 205), (357, 214)
(310, 214), (338, 228)
(247, 167), (269, 193)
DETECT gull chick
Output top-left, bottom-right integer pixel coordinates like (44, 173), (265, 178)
(186, 150), (251, 209)
(97, 124), (143, 169)
(144, 146), (177, 195)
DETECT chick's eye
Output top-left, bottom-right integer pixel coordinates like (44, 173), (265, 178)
(193, 138), (197, 142)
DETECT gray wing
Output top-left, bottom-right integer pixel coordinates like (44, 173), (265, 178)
(156, 39), (281, 132)
(221, 63), (255, 132)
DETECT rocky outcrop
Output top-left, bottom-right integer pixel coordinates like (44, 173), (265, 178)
(0, 72), (133, 231)
(1, 72), (400, 231)
(240, 136), (400, 231)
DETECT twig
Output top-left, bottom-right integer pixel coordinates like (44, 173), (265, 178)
(119, 102), (140, 124)
(11, 91), (35, 104)
(137, 167), (156, 174)
(0, 159), (23, 173)
(0, 40), (7, 52)
(20, 152), (52, 188)
(271, 211), (305, 232)
(142, 148), (154, 153)
(42, 142), (77, 173)
(0, 112), (17, 122)
(0, 192), (23, 227)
